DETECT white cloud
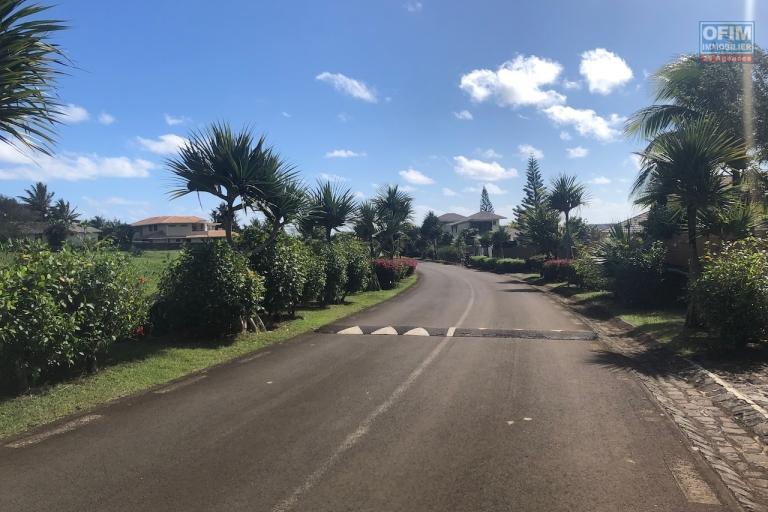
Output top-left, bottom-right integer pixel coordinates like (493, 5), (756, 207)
(325, 149), (366, 158)
(590, 176), (611, 185)
(579, 48), (633, 95)
(281, 111), (291, 118)
(453, 110), (473, 120)
(319, 173), (348, 182)
(354, 191), (365, 199)
(136, 134), (188, 155)
(442, 187), (458, 197)
(459, 54), (565, 109)
(97, 112), (116, 125)
(566, 146), (589, 158)
(477, 148), (502, 159)
(563, 79), (581, 90)
(399, 168), (435, 185)
(453, 155), (518, 181)
(316, 72), (378, 103)
(164, 113), (187, 126)
(542, 105), (625, 141)
(559, 131), (572, 141)
(466, 183), (507, 195)
(518, 143), (543, 160)
(405, 1), (423, 12)
(629, 153), (642, 170)
(59, 104), (89, 124)
(0, 144), (154, 181)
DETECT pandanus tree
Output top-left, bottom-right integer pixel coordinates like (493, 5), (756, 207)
(18, 181), (53, 220)
(309, 181), (358, 242)
(0, 0), (67, 154)
(353, 200), (379, 257)
(167, 123), (301, 246)
(632, 118), (748, 325)
(49, 198), (79, 225)
(372, 185), (413, 258)
(548, 174), (587, 258)
(420, 210), (442, 259)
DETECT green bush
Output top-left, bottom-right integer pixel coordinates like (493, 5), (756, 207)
(541, 259), (575, 282)
(526, 254), (547, 273)
(572, 254), (607, 290)
(436, 245), (461, 263)
(0, 243), (147, 391)
(468, 255), (487, 268)
(341, 237), (372, 294)
(493, 258), (527, 273)
(301, 251), (327, 304)
(250, 235), (309, 318)
(695, 238), (768, 349)
(320, 240), (349, 305)
(151, 242), (264, 336)
(608, 241), (668, 306)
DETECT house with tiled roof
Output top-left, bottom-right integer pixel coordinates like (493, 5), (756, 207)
(130, 216), (228, 247)
(437, 211), (507, 236)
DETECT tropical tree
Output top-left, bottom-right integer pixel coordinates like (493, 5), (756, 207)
(167, 123), (298, 244)
(309, 181), (357, 242)
(549, 174), (587, 258)
(480, 186), (494, 212)
(420, 210), (442, 258)
(514, 156), (547, 221)
(17, 181), (53, 220)
(353, 200), (379, 257)
(479, 231), (492, 256)
(632, 118), (748, 324)
(86, 215), (107, 230)
(0, 0), (67, 154)
(520, 205), (559, 257)
(49, 198), (79, 225)
(372, 185), (413, 258)
(491, 228), (510, 258)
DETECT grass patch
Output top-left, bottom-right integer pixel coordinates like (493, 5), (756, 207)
(0, 274), (417, 440)
(129, 250), (180, 295)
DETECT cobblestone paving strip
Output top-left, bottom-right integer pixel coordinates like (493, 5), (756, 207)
(519, 277), (768, 512)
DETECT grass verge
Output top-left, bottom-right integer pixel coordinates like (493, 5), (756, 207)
(0, 274), (417, 440)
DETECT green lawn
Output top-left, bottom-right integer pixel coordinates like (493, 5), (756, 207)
(0, 274), (417, 440)
(129, 250), (180, 295)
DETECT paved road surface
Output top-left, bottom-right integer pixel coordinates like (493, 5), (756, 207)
(0, 262), (736, 511)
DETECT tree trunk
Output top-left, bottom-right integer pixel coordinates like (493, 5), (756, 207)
(564, 210), (571, 259)
(685, 206), (701, 327)
(224, 199), (234, 244)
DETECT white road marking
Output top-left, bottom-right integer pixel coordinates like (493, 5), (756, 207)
(6, 414), (102, 448)
(506, 420), (515, 425)
(270, 275), (476, 512)
(371, 326), (398, 335)
(266, 381), (273, 385)
(403, 327), (429, 336)
(239, 351), (272, 363)
(523, 417), (532, 421)
(337, 326), (363, 335)
(154, 375), (207, 394)
(446, 327), (456, 337)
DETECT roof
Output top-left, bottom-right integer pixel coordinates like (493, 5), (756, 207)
(592, 211), (648, 234)
(467, 211), (506, 221)
(69, 224), (101, 234)
(131, 216), (208, 227)
(437, 213), (468, 223)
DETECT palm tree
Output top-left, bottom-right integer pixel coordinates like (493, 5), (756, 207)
(491, 228), (510, 258)
(0, 0), (67, 154)
(49, 198), (79, 225)
(18, 181), (53, 220)
(167, 122), (298, 243)
(310, 181), (357, 242)
(632, 118), (747, 324)
(549, 174), (587, 258)
(372, 185), (413, 258)
(353, 200), (379, 257)
(420, 210), (442, 259)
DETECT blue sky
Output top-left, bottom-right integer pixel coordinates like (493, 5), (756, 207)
(0, 0), (762, 224)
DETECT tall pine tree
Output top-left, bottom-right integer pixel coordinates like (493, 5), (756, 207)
(514, 155), (556, 253)
(513, 156), (546, 221)
(480, 186), (494, 212)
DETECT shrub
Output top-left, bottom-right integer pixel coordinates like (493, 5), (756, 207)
(250, 235), (309, 318)
(398, 258), (417, 277)
(0, 243), (147, 391)
(694, 238), (768, 349)
(608, 241), (668, 306)
(151, 242), (264, 336)
(341, 238), (372, 294)
(373, 258), (417, 289)
(526, 254), (547, 273)
(572, 254), (607, 290)
(493, 258), (527, 273)
(468, 256), (488, 269)
(541, 259), (575, 282)
(320, 240), (349, 305)
(437, 245), (461, 263)
(301, 251), (326, 304)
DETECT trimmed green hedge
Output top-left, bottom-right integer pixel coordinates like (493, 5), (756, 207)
(468, 256), (526, 273)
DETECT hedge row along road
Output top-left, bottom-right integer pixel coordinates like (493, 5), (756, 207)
(0, 263), (737, 511)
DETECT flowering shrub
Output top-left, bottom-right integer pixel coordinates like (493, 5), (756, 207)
(250, 235), (310, 318)
(541, 259), (575, 282)
(373, 258), (417, 289)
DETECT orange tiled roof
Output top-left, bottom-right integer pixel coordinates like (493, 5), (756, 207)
(131, 216), (208, 227)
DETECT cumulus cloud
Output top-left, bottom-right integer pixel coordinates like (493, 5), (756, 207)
(281, 111), (291, 118)
(563, 79), (581, 90)
(163, 113), (188, 126)
(466, 183), (507, 194)
(59, 104), (89, 124)
(459, 55), (565, 108)
(559, 131), (572, 141)
(453, 156), (518, 181)
(542, 105), (625, 141)
(0, 143), (154, 181)
(590, 176), (611, 185)
(453, 110), (473, 120)
(325, 149), (366, 158)
(579, 48), (633, 94)
(518, 144), (543, 160)
(405, 1), (423, 12)
(97, 112), (116, 125)
(477, 148), (502, 159)
(566, 146), (589, 158)
(442, 187), (458, 196)
(316, 72), (378, 103)
(136, 134), (188, 155)
(399, 168), (435, 185)
(319, 173), (348, 182)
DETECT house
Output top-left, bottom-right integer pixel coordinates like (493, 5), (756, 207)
(131, 216), (228, 248)
(12, 221), (100, 244)
(437, 211), (507, 236)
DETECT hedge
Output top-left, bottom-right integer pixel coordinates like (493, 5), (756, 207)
(541, 259), (575, 282)
(373, 258), (417, 289)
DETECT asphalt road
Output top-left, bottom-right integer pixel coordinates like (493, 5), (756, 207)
(0, 262), (737, 511)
